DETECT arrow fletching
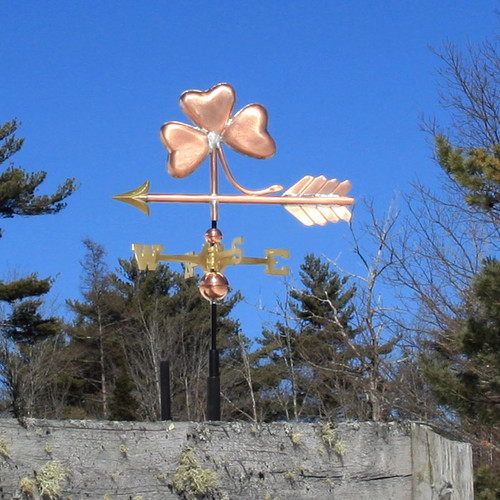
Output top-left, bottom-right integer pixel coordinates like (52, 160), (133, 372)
(282, 175), (353, 226)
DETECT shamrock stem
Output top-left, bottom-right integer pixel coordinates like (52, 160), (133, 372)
(210, 150), (219, 221)
(217, 148), (283, 196)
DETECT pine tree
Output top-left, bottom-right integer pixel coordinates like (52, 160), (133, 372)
(113, 257), (243, 421)
(109, 373), (140, 421)
(0, 119), (76, 232)
(419, 258), (500, 497)
(435, 136), (500, 217)
(0, 119), (77, 417)
(431, 42), (500, 220)
(254, 254), (359, 421)
(0, 275), (60, 345)
(461, 259), (500, 424)
(421, 258), (500, 424)
(290, 253), (357, 357)
(65, 240), (127, 419)
(421, 39), (500, 496)
(0, 119), (77, 344)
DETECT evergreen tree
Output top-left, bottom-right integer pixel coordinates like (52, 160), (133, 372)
(461, 259), (500, 424)
(253, 320), (301, 421)
(0, 274), (60, 345)
(432, 42), (500, 220)
(115, 258), (243, 421)
(63, 244), (244, 422)
(254, 254), (359, 421)
(109, 373), (140, 421)
(65, 240), (129, 419)
(421, 258), (500, 424)
(435, 135), (500, 217)
(421, 39), (500, 496)
(0, 118), (77, 417)
(0, 119), (76, 233)
(0, 119), (77, 340)
(290, 254), (357, 361)
(420, 258), (500, 498)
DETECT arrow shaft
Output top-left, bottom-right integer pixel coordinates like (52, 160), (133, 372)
(146, 193), (354, 206)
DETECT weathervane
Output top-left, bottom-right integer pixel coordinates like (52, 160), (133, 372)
(113, 83), (354, 420)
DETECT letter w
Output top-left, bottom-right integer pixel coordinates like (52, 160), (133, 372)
(132, 244), (164, 271)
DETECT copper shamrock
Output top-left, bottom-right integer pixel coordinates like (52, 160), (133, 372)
(159, 83), (282, 195)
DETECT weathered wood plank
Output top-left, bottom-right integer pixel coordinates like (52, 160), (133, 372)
(411, 422), (474, 500)
(0, 419), (472, 499)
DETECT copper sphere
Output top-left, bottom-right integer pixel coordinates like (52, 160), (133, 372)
(199, 271), (229, 301)
(204, 227), (223, 244)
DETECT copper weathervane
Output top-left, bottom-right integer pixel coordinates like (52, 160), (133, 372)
(113, 83), (354, 420)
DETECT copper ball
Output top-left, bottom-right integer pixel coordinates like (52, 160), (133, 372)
(204, 227), (223, 244)
(199, 271), (229, 301)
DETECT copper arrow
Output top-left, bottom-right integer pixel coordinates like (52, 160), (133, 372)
(113, 176), (355, 225)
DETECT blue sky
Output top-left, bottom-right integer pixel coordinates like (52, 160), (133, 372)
(1, 1), (498, 338)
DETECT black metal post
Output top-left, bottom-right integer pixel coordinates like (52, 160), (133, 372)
(207, 219), (221, 420)
(160, 360), (171, 420)
(207, 299), (221, 420)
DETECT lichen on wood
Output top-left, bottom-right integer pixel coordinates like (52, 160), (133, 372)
(35, 460), (68, 499)
(18, 476), (36, 497)
(0, 434), (10, 458)
(0, 419), (473, 499)
(173, 447), (217, 499)
(320, 422), (346, 456)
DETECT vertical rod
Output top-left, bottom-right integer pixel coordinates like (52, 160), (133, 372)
(210, 150), (219, 222)
(207, 216), (221, 421)
(211, 301), (217, 351)
(207, 299), (221, 420)
(160, 360), (171, 421)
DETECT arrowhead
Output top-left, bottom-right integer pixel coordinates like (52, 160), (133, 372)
(113, 181), (151, 216)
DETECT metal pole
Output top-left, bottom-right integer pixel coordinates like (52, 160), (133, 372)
(206, 220), (221, 421)
(160, 360), (171, 420)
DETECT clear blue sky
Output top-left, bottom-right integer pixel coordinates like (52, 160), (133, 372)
(1, 1), (498, 339)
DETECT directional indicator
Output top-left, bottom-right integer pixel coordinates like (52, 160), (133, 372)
(113, 83), (355, 421)
(111, 82), (356, 297)
(113, 175), (354, 226)
(132, 236), (289, 279)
